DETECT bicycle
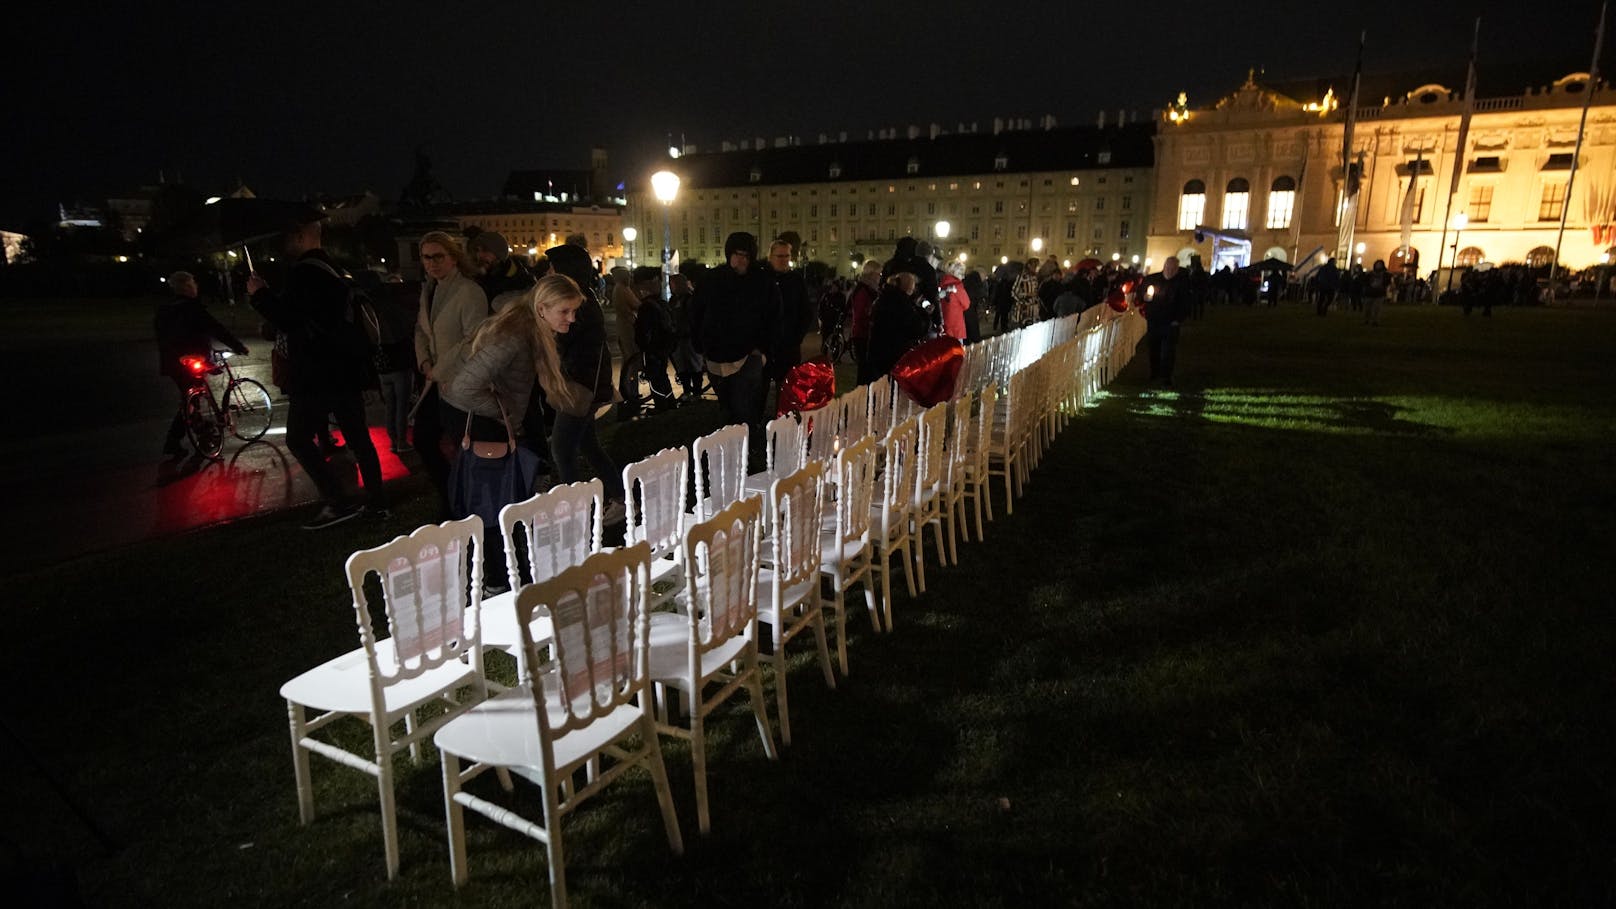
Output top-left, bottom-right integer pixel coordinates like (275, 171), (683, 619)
(176, 349), (274, 458)
(820, 310), (852, 364)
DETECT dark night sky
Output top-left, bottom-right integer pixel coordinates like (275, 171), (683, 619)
(3, 0), (1606, 228)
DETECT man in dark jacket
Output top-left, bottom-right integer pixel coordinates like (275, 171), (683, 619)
(1140, 256), (1191, 386)
(155, 270), (249, 457)
(470, 230), (534, 312)
(689, 231), (779, 447)
(543, 241), (624, 508)
(249, 219), (388, 529)
(766, 238), (812, 380)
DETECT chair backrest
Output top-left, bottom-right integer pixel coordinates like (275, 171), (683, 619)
(761, 413), (805, 479)
(830, 434), (877, 550)
(624, 446), (689, 561)
(974, 381), (999, 468)
(516, 541), (653, 741)
(866, 376), (893, 438)
(803, 401), (839, 465)
(680, 495), (764, 655)
(947, 391), (974, 489)
(839, 384), (869, 449)
(915, 402), (949, 504)
(692, 424), (749, 521)
(345, 516), (483, 686)
(879, 416), (919, 535)
(768, 461), (826, 596)
(499, 478), (604, 590)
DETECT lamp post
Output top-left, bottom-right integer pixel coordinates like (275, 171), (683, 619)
(650, 170), (680, 301)
(1445, 212), (1468, 293)
(622, 226), (637, 266)
(1354, 241), (1366, 267)
(1030, 236), (1044, 255)
(934, 219), (951, 260)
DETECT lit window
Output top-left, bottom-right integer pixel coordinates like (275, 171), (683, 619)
(1539, 182), (1567, 220)
(1265, 176), (1296, 229)
(1467, 184), (1493, 222)
(906, 156), (920, 174)
(1178, 179), (1206, 230)
(1222, 178), (1250, 230)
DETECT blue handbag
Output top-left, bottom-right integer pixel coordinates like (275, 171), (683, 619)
(448, 389), (543, 530)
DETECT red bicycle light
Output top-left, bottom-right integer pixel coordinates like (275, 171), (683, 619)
(180, 355), (209, 375)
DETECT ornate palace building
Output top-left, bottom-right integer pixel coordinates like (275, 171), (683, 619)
(624, 121), (1154, 272)
(1144, 66), (1616, 278)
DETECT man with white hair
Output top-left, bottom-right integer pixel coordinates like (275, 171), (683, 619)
(155, 270), (248, 457)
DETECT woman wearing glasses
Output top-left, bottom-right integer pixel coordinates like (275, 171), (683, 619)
(413, 230), (490, 514)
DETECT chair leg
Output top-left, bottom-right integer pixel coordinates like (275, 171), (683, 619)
(982, 469), (995, 524)
(495, 767), (515, 792)
(405, 710), (422, 763)
(747, 649), (778, 761)
(442, 751), (469, 887)
(377, 751), (400, 880)
(931, 517), (949, 569)
(829, 584), (850, 675)
(912, 524), (928, 594)
(640, 714), (684, 855)
(899, 539), (918, 599)
(878, 553), (893, 631)
(811, 608), (835, 690)
(691, 711), (711, 835)
(773, 644), (791, 748)
(287, 701), (314, 825)
(540, 772), (568, 909)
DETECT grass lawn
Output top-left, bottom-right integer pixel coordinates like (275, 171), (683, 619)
(5, 303), (1614, 907)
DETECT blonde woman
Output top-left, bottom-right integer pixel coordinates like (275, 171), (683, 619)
(412, 230), (489, 512)
(448, 273), (579, 589)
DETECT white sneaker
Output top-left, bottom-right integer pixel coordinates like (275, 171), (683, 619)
(302, 502), (363, 531)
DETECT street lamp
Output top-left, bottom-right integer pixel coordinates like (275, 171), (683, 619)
(651, 170), (680, 300)
(1445, 212), (1469, 293)
(1355, 241), (1366, 267)
(1030, 236), (1044, 254)
(957, 251), (967, 263)
(622, 226), (637, 265)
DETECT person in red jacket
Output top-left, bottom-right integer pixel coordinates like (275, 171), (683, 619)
(938, 263), (970, 341)
(848, 259), (881, 384)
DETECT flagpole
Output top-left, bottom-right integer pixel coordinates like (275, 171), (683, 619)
(1436, 17), (1480, 299)
(1337, 31), (1366, 263)
(1549, 0), (1607, 304)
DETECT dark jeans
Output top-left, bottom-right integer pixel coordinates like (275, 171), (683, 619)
(286, 389), (388, 507)
(378, 369), (413, 450)
(551, 410), (623, 500)
(165, 375), (199, 447)
(712, 354), (765, 451)
(414, 383), (452, 510)
(445, 407), (515, 585)
(1146, 320), (1181, 382)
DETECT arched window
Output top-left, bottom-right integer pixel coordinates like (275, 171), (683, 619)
(1222, 178), (1251, 230)
(1526, 246), (1556, 268)
(1456, 246), (1486, 267)
(1177, 179), (1206, 230)
(1266, 176), (1297, 229)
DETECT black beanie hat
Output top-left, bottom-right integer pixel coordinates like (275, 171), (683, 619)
(723, 231), (758, 260)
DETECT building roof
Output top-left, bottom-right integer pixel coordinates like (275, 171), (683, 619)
(502, 169), (598, 200)
(661, 123), (1155, 191)
(1242, 58), (1605, 110)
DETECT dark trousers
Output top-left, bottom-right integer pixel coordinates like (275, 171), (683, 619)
(414, 383), (452, 510)
(712, 354), (765, 452)
(1146, 321), (1181, 382)
(286, 389), (387, 507)
(445, 407), (515, 585)
(165, 375), (198, 448)
(551, 410), (623, 500)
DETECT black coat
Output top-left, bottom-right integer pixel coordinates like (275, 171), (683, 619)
(1141, 269), (1192, 324)
(688, 264), (780, 366)
(866, 287), (930, 379)
(155, 296), (247, 379)
(250, 250), (371, 394)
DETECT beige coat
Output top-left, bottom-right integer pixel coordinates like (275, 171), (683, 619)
(414, 271), (489, 392)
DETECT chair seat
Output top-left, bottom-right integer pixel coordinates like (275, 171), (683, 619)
(280, 638), (479, 717)
(755, 568), (818, 624)
(476, 591), (556, 655)
(646, 613), (753, 686)
(741, 472), (778, 496)
(819, 531), (871, 568)
(433, 684), (643, 772)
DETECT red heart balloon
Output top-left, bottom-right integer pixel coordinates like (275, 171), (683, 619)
(776, 357), (836, 417)
(891, 336), (964, 406)
(1106, 286), (1129, 312)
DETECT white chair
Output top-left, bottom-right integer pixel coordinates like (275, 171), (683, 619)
(819, 434), (879, 674)
(942, 391), (974, 565)
(756, 461), (834, 746)
(624, 446), (689, 606)
(839, 384), (869, 451)
(871, 416), (920, 631)
(646, 495), (777, 834)
(482, 479), (605, 662)
(690, 423), (749, 523)
(961, 382), (999, 539)
(866, 376), (894, 439)
(280, 517), (489, 880)
(910, 402), (952, 593)
(742, 413), (805, 498)
(986, 372), (1029, 515)
(436, 543), (683, 906)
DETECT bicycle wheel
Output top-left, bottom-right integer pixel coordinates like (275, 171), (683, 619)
(823, 326), (845, 363)
(226, 378), (273, 441)
(185, 389), (225, 459)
